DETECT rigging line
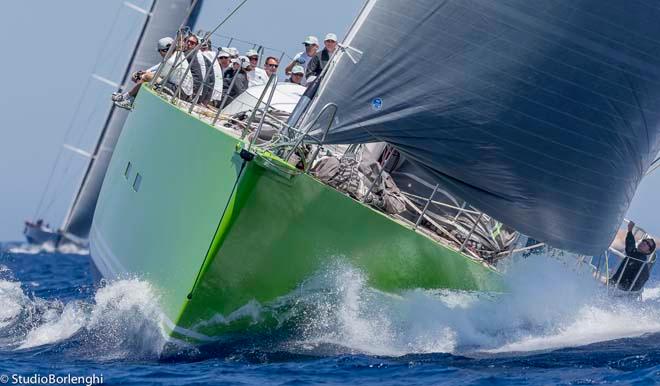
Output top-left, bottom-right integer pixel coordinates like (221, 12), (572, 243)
(647, 157), (660, 176)
(206, 0), (249, 37)
(47, 6), (146, 217)
(71, 15), (144, 154)
(158, 0), (249, 79)
(208, 32), (287, 54)
(108, 13), (146, 89)
(33, 3), (125, 220)
(63, 0), (157, 232)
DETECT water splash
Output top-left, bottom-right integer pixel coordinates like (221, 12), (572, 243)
(0, 274), (166, 359)
(289, 256), (660, 357)
(2, 250), (660, 361)
(5, 242), (89, 256)
(0, 280), (28, 330)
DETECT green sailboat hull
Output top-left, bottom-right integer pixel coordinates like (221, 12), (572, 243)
(90, 87), (502, 343)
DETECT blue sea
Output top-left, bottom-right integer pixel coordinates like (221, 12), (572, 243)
(2, 242), (660, 385)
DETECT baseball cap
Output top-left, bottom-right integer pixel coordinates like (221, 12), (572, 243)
(324, 33), (338, 42)
(157, 37), (174, 51)
(291, 65), (305, 75)
(228, 47), (239, 57)
(238, 56), (251, 69)
(218, 49), (231, 58)
(246, 49), (259, 58)
(302, 35), (319, 46)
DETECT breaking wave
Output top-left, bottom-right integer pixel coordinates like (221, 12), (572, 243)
(284, 256), (660, 357)
(2, 253), (660, 361)
(0, 272), (167, 360)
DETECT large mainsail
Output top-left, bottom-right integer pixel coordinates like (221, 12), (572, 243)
(304, 0), (660, 255)
(62, 0), (202, 240)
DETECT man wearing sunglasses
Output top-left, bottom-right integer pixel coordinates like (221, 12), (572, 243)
(285, 35), (318, 79)
(184, 34), (213, 103)
(218, 49), (232, 74)
(246, 49), (269, 87)
(264, 57), (279, 78)
(610, 220), (657, 292)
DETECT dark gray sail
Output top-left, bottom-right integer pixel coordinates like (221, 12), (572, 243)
(63, 0), (202, 239)
(304, 0), (660, 255)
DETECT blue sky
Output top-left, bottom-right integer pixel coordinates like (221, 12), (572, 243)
(0, 0), (657, 242)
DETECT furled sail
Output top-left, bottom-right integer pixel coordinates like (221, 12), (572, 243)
(63, 0), (202, 240)
(303, 0), (660, 255)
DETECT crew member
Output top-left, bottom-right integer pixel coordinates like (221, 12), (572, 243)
(286, 65), (306, 85)
(285, 35), (318, 80)
(246, 49), (269, 87)
(306, 33), (338, 82)
(611, 221), (657, 291)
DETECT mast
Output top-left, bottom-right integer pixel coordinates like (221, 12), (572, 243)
(60, 0), (158, 233)
(62, 0), (202, 239)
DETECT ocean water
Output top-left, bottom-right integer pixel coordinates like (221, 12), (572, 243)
(2, 243), (660, 385)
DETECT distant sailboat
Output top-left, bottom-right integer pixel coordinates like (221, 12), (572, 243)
(24, 0), (202, 247)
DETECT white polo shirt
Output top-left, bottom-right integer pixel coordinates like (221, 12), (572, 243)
(247, 67), (269, 87)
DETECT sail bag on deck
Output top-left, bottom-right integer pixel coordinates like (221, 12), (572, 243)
(304, 0), (660, 255)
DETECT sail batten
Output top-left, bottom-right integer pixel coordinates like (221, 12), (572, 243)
(305, 0), (660, 255)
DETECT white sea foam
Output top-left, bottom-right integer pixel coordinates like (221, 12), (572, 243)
(642, 284), (660, 301)
(193, 300), (264, 330)
(0, 275), (166, 358)
(6, 242), (89, 255)
(0, 280), (28, 330)
(294, 256), (660, 357)
(19, 302), (86, 349)
(2, 253), (660, 359)
(56, 243), (90, 255)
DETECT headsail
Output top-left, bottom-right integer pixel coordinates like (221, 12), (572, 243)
(303, 0), (660, 255)
(63, 0), (202, 239)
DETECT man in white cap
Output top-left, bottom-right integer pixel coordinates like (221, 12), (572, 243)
(285, 65), (306, 86)
(246, 49), (269, 87)
(198, 37), (224, 106)
(113, 36), (193, 109)
(306, 33), (338, 82)
(223, 56), (250, 102)
(285, 35), (319, 79)
(218, 48), (232, 74)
